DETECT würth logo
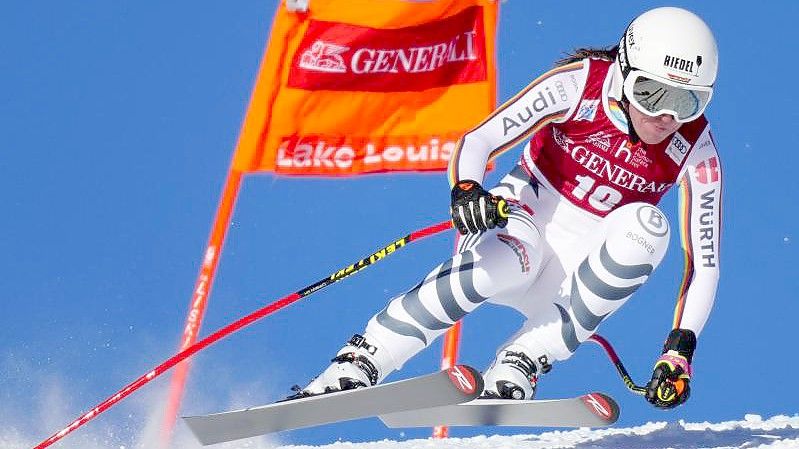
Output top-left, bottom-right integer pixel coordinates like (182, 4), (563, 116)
(695, 156), (720, 184)
(289, 6), (488, 92)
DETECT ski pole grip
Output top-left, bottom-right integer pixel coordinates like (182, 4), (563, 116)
(497, 198), (510, 219)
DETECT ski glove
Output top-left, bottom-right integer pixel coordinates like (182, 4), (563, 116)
(646, 328), (697, 409)
(450, 180), (509, 235)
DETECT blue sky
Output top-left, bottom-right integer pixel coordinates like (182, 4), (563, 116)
(2, 1), (798, 447)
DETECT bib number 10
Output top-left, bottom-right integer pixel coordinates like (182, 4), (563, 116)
(572, 175), (622, 212)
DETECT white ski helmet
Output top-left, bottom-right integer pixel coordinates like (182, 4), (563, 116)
(617, 7), (718, 122)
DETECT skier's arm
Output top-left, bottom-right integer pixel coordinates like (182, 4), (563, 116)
(672, 127), (722, 336)
(447, 60), (588, 186)
(646, 127), (721, 409)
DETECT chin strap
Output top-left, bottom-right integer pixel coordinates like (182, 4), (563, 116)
(620, 100), (641, 144)
(615, 52), (641, 145)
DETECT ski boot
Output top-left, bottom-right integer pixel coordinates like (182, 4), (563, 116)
(289, 334), (389, 399)
(481, 344), (552, 400)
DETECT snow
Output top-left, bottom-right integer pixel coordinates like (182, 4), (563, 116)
(5, 377), (798, 449)
(274, 416), (799, 449)
(6, 413), (799, 449)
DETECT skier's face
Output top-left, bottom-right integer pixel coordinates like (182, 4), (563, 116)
(628, 104), (682, 145)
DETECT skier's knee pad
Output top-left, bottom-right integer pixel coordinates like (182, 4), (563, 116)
(602, 202), (670, 269)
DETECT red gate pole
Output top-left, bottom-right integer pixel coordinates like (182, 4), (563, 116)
(159, 169), (244, 446)
(34, 219), (452, 449)
(433, 321), (462, 438)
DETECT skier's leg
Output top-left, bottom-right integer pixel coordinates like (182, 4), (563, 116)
(301, 207), (544, 395)
(483, 202), (671, 399)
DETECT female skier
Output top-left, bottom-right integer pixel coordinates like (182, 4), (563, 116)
(298, 6), (721, 409)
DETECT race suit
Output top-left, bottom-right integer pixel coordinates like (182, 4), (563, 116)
(360, 57), (722, 374)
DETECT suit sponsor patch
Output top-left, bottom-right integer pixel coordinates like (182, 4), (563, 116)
(665, 133), (690, 165)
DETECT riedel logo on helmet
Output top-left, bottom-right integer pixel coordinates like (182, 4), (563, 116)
(663, 55), (701, 77)
(288, 6), (487, 92)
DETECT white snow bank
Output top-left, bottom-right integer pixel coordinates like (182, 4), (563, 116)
(277, 414), (799, 449)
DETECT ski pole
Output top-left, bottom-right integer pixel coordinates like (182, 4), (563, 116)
(33, 220), (454, 449)
(587, 334), (647, 395)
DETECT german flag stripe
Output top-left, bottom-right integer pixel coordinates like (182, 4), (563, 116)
(673, 176), (695, 329)
(448, 61), (584, 185)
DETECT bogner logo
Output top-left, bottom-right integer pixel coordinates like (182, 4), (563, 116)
(288, 6), (487, 92)
(636, 204), (669, 237)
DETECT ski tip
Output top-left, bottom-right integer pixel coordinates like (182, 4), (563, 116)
(446, 365), (484, 400)
(580, 392), (620, 425)
(182, 415), (217, 446)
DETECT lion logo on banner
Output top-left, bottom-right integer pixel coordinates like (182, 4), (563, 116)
(299, 40), (349, 73)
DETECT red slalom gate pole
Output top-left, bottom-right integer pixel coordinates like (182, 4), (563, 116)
(433, 320), (462, 439)
(433, 230), (466, 439)
(33, 220), (453, 449)
(160, 169), (244, 446)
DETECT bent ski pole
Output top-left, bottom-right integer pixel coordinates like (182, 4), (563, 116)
(587, 334), (647, 395)
(34, 220), (454, 449)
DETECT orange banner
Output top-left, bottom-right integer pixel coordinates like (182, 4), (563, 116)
(232, 0), (498, 176)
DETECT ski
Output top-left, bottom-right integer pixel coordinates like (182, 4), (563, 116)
(183, 365), (483, 445)
(379, 392), (619, 428)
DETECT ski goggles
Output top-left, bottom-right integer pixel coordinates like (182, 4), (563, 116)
(623, 70), (713, 123)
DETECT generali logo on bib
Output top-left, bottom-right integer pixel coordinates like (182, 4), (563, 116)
(288, 6), (488, 92)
